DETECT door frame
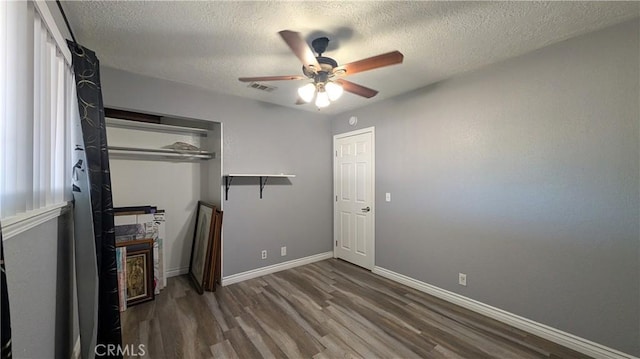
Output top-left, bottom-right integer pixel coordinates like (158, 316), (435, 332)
(333, 126), (375, 269)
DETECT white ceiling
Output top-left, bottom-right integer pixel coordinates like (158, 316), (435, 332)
(60, 1), (639, 115)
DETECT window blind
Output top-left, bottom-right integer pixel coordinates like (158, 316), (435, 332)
(0, 1), (74, 221)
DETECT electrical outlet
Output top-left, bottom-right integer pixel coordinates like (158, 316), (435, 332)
(261, 250), (267, 260)
(281, 246), (287, 256)
(458, 273), (467, 286)
(385, 193), (391, 202)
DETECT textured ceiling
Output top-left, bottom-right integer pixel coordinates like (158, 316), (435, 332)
(60, 1), (639, 115)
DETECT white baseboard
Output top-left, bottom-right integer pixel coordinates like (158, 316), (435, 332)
(372, 266), (637, 359)
(222, 251), (334, 286)
(166, 267), (189, 278)
(71, 336), (80, 359)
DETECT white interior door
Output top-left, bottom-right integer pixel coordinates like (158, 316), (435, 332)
(333, 127), (375, 270)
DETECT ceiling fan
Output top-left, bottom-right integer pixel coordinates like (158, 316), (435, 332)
(239, 30), (404, 108)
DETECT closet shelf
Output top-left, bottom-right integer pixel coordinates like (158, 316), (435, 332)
(106, 118), (209, 136)
(226, 174), (296, 178)
(224, 174), (296, 200)
(108, 146), (215, 161)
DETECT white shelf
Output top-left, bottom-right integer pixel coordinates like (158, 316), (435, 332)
(106, 117), (214, 162)
(226, 173), (296, 178)
(224, 174), (296, 200)
(106, 118), (208, 136)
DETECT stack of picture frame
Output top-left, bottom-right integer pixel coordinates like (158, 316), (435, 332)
(114, 206), (166, 310)
(189, 201), (223, 293)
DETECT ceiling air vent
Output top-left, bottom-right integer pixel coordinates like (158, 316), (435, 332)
(248, 82), (277, 92)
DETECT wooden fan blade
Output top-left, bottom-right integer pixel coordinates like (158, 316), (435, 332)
(337, 79), (379, 98)
(339, 51), (404, 76)
(239, 75), (304, 82)
(279, 30), (321, 73)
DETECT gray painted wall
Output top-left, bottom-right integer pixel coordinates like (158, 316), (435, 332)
(3, 210), (78, 358)
(100, 68), (333, 276)
(332, 20), (640, 355)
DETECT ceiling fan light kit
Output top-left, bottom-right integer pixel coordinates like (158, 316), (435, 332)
(239, 30), (404, 109)
(297, 80), (344, 107)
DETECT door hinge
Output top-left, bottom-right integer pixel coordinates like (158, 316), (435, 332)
(335, 150), (337, 157)
(335, 240), (338, 246)
(335, 195), (338, 202)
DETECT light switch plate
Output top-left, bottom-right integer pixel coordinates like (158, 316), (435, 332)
(385, 193), (391, 202)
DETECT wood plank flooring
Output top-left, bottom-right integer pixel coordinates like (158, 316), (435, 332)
(121, 259), (591, 359)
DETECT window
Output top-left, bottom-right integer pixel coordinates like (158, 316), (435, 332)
(0, 1), (74, 228)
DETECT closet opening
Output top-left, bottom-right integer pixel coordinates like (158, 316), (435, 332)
(105, 108), (223, 296)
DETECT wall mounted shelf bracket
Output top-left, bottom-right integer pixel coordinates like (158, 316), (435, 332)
(259, 176), (268, 199)
(224, 176), (234, 201)
(224, 174), (296, 200)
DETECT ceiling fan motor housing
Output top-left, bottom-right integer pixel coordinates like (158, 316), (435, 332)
(303, 56), (338, 78)
(311, 37), (330, 55)
(302, 37), (340, 78)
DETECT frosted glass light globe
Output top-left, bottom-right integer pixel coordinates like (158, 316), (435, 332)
(297, 83), (316, 103)
(325, 81), (343, 101)
(315, 90), (330, 108)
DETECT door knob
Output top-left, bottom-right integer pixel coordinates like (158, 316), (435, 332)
(361, 206), (371, 213)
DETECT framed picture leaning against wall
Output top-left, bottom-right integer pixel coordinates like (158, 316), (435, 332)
(189, 201), (216, 294)
(116, 238), (155, 306)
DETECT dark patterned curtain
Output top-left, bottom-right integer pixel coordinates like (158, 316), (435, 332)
(67, 41), (122, 358)
(1, 223), (11, 359)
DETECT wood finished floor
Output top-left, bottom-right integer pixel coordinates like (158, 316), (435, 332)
(122, 259), (591, 359)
